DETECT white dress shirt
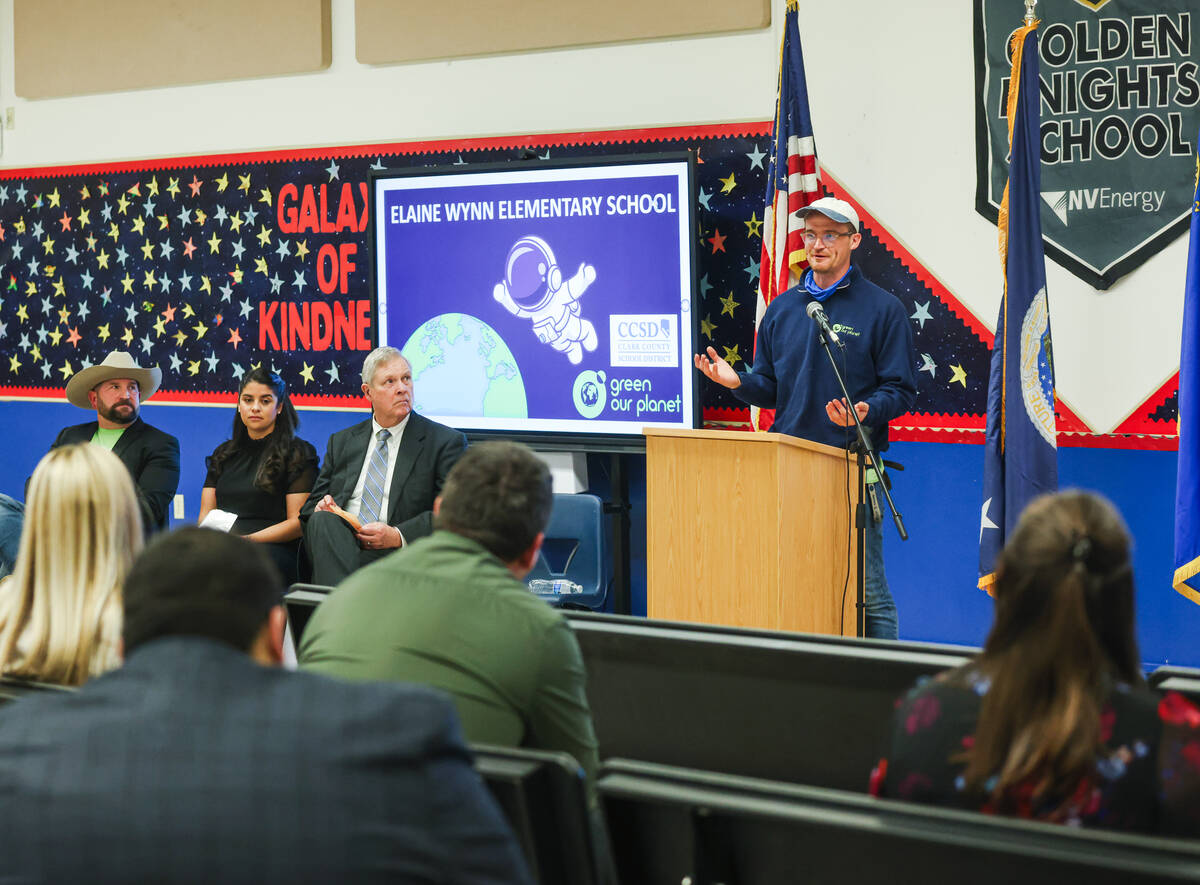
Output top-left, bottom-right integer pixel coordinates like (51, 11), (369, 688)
(346, 414), (409, 524)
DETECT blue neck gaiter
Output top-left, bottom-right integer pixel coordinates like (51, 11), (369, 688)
(803, 267), (850, 303)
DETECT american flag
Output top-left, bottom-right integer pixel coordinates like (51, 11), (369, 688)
(755, 0), (821, 431)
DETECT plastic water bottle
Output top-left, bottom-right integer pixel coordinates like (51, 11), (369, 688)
(528, 578), (584, 595)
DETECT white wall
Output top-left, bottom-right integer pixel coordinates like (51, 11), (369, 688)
(0, 0), (1184, 434)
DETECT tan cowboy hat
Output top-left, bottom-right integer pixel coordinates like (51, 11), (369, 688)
(64, 351), (162, 409)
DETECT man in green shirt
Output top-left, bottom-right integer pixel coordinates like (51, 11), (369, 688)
(299, 441), (600, 786)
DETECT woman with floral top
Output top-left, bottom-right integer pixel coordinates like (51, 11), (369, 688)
(871, 490), (1200, 835)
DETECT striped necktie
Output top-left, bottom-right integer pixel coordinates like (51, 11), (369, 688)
(358, 428), (391, 525)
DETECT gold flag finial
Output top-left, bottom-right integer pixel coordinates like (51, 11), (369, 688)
(1024, 0), (1037, 25)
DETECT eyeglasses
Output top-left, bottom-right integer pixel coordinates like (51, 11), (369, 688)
(803, 231), (855, 246)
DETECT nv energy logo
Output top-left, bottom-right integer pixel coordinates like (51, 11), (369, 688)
(572, 370), (607, 419)
(1041, 187), (1166, 226)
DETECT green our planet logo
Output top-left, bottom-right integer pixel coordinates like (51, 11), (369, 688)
(572, 370), (607, 419)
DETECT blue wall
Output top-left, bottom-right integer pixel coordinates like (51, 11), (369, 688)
(1, 400), (1194, 669)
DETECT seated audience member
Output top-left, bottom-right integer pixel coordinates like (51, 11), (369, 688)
(300, 441), (601, 787)
(200, 369), (319, 584)
(0, 444), (141, 685)
(56, 349), (180, 534)
(0, 527), (530, 884)
(871, 491), (1200, 835)
(299, 346), (466, 586)
(0, 351), (179, 577)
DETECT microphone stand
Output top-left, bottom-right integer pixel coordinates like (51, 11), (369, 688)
(813, 324), (908, 637)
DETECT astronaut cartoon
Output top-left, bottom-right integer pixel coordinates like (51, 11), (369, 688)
(493, 235), (598, 365)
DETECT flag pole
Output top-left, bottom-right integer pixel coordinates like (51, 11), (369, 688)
(1024, 0), (1037, 25)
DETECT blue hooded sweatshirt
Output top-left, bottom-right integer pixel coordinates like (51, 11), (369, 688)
(733, 265), (917, 451)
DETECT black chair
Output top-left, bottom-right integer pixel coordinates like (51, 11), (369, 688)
(598, 759), (1200, 885)
(1148, 664), (1200, 688)
(283, 583), (334, 654)
(0, 676), (74, 705)
(566, 612), (975, 791)
(1153, 672), (1200, 707)
(471, 744), (607, 885)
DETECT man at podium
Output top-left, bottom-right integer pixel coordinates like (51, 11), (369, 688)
(694, 197), (916, 640)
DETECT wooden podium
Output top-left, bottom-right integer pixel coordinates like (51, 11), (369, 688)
(644, 428), (859, 636)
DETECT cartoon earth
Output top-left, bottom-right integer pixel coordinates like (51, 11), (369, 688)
(402, 313), (527, 418)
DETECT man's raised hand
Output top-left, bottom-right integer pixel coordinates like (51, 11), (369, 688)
(693, 346), (741, 389)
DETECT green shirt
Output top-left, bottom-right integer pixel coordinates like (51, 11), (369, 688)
(299, 530), (601, 786)
(90, 427), (126, 450)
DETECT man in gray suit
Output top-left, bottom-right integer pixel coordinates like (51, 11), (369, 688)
(300, 345), (467, 585)
(0, 528), (529, 884)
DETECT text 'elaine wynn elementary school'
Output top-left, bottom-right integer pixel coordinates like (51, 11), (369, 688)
(388, 193), (679, 224)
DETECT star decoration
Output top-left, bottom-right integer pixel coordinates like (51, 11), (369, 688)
(324, 362), (340, 383)
(743, 257), (760, 283)
(292, 269), (307, 292)
(700, 315), (715, 338)
(182, 238), (196, 259)
(188, 175), (202, 197)
(120, 272), (135, 294)
(238, 174), (252, 193)
(48, 328), (63, 346)
(259, 188), (272, 206)
(7, 354), (19, 373)
(720, 291), (738, 318)
(207, 232), (222, 254)
(256, 225), (272, 247)
(228, 327), (242, 348)
(708, 229), (726, 254)
(722, 344), (741, 367)
(66, 326), (81, 348)
(699, 274), (713, 298)
(744, 212), (763, 238)
(58, 359), (72, 379)
(173, 330), (187, 347)
(299, 362), (315, 384)
(166, 178), (181, 198)
(697, 188), (713, 211)
(169, 353), (183, 372)
(204, 353), (219, 373)
(194, 321), (209, 339)
(295, 240), (310, 259)
(919, 353), (936, 378)
(326, 160), (340, 181)
(719, 172), (736, 194)
(949, 363), (968, 387)
(910, 301), (933, 329)
(98, 323), (111, 341)
(980, 498), (999, 543)
(187, 360), (201, 376)
(745, 144), (768, 169)
(215, 173), (229, 193)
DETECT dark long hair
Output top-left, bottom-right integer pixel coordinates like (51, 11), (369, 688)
(206, 369), (304, 494)
(961, 490), (1141, 813)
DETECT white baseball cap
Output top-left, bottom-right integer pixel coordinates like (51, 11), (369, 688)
(797, 197), (860, 232)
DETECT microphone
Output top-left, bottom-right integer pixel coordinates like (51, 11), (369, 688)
(805, 301), (844, 349)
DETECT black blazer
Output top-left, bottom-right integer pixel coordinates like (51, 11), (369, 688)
(0, 637), (530, 884)
(300, 412), (466, 541)
(51, 417), (180, 534)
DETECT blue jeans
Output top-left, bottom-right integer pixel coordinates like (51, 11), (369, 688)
(864, 504), (898, 640)
(0, 494), (25, 580)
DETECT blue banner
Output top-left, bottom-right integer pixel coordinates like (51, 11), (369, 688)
(1172, 128), (1200, 605)
(979, 21), (1059, 591)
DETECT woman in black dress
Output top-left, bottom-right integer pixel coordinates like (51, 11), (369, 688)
(199, 370), (318, 584)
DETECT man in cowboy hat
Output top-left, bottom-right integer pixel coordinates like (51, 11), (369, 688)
(53, 350), (180, 534)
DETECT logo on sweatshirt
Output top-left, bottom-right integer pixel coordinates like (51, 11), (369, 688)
(831, 323), (861, 338)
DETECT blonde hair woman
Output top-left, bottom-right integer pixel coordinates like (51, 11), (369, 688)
(0, 444), (143, 685)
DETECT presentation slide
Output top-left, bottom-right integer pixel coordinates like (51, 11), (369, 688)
(370, 155), (698, 441)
